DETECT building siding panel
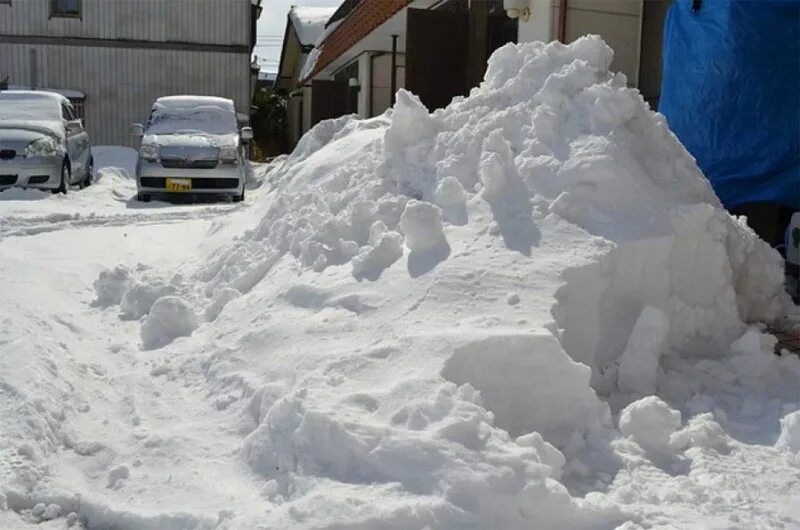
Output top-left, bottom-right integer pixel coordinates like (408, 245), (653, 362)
(1, 43), (252, 146)
(0, 0), (251, 46)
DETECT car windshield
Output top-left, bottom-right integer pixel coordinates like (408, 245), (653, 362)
(146, 104), (237, 136)
(0, 93), (62, 121)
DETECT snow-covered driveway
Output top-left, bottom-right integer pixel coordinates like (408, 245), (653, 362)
(0, 149), (273, 528)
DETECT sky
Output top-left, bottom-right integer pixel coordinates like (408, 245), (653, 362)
(254, 0), (341, 73)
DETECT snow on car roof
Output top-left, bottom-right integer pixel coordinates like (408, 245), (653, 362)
(148, 96), (238, 136)
(154, 96), (235, 112)
(0, 90), (70, 106)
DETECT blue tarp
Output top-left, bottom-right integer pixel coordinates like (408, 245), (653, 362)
(659, 0), (800, 209)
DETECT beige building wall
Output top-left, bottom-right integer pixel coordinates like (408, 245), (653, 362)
(517, 0), (645, 87)
(370, 53), (405, 117)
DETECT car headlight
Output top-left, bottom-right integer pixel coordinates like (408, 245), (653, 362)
(25, 137), (61, 158)
(140, 144), (160, 162)
(218, 145), (238, 165)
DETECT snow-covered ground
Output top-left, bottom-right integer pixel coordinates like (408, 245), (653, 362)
(1, 38), (799, 530)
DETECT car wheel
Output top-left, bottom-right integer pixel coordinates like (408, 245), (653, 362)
(82, 158), (94, 188)
(53, 161), (69, 195)
(233, 187), (245, 203)
(137, 192), (151, 203)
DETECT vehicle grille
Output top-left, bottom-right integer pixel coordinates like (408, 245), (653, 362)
(160, 159), (218, 169)
(28, 175), (50, 184)
(0, 150), (16, 160)
(0, 175), (18, 185)
(139, 177), (240, 190)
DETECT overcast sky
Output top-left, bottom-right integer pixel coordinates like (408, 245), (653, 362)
(255, 0), (341, 73)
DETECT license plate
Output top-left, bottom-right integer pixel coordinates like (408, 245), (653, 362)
(165, 177), (192, 192)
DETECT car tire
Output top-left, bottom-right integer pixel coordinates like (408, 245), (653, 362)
(233, 187), (245, 203)
(137, 192), (151, 203)
(81, 158), (94, 188)
(53, 160), (69, 195)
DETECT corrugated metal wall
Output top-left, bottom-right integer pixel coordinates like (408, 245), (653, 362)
(0, 0), (250, 45)
(0, 0), (254, 146)
(0, 43), (252, 146)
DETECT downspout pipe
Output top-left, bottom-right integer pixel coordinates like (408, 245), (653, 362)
(558, 0), (568, 43)
(391, 34), (398, 106)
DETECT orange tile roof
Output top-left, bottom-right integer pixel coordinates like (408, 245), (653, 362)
(302, 0), (412, 81)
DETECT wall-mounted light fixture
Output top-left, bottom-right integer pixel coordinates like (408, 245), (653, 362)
(504, 0), (531, 22)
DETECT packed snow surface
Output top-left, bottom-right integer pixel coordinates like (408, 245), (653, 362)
(1, 37), (799, 530)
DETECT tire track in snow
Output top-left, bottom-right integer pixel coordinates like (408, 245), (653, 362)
(0, 205), (242, 239)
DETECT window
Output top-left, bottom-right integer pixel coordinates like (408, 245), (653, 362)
(61, 103), (75, 121)
(50, 0), (81, 18)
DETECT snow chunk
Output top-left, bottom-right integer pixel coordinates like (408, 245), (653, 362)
(140, 296), (198, 350)
(616, 306), (669, 395)
(400, 200), (447, 252)
(442, 333), (609, 446)
(351, 230), (404, 281)
(205, 287), (240, 321)
(120, 280), (177, 320)
(107, 463), (130, 488)
(435, 176), (468, 225)
(92, 266), (132, 307)
(670, 413), (730, 453)
(776, 410), (800, 455)
(619, 396), (681, 457)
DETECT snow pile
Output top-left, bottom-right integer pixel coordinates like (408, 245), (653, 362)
(173, 36), (796, 528)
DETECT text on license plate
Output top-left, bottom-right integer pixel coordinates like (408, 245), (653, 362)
(166, 178), (192, 192)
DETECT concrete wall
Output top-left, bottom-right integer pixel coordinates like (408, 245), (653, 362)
(0, 43), (252, 146)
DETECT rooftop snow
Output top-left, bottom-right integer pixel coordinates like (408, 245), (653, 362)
(289, 6), (337, 46)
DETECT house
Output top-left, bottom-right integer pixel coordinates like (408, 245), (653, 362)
(283, 0), (671, 150)
(510, 0), (670, 105)
(274, 6), (337, 147)
(0, 0), (263, 146)
(282, 0), (517, 148)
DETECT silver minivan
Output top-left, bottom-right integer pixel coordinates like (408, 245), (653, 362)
(0, 90), (93, 193)
(131, 96), (252, 203)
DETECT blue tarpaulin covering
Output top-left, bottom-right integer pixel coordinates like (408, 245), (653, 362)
(659, 0), (800, 209)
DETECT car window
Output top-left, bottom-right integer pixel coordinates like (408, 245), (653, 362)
(61, 104), (75, 121)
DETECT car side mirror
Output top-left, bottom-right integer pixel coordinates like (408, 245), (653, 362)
(66, 119), (82, 135)
(240, 126), (253, 141)
(130, 123), (144, 138)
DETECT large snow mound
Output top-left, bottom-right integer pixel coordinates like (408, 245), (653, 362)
(180, 35), (794, 529)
